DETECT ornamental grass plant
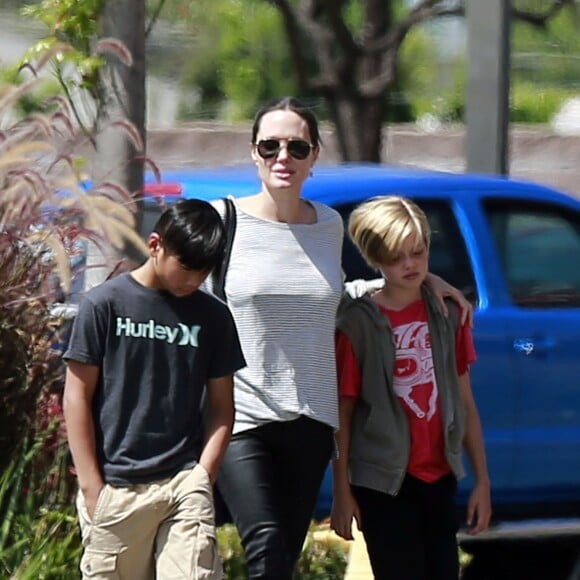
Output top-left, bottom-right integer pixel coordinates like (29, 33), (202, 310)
(0, 50), (143, 577)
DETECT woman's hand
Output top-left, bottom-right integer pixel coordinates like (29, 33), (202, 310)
(425, 273), (474, 327)
(344, 278), (384, 299)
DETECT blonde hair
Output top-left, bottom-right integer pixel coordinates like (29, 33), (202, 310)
(348, 196), (431, 268)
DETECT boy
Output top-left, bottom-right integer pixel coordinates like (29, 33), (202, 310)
(63, 199), (246, 579)
(331, 196), (491, 580)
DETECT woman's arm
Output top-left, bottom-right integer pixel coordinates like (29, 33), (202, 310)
(344, 274), (474, 327)
(425, 272), (474, 326)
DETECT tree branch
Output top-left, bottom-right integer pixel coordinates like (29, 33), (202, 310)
(359, 1), (462, 97)
(512, 0), (576, 28)
(146, 0), (167, 38)
(317, 0), (360, 56)
(266, 0), (315, 91)
(359, 0), (574, 98)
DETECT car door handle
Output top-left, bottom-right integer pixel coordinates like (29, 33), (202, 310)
(513, 337), (557, 355)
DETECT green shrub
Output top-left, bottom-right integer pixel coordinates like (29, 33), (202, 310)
(0, 474), (82, 579)
(0, 419), (82, 578)
(410, 70), (576, 126)
(510, 82), (576, 123)
(218, 524), (248, 579)
(2, 510), (348, 578)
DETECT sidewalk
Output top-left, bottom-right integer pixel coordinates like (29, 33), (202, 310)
(343, 526), (373, 580)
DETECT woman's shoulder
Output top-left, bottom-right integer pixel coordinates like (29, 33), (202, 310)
(309, 201), (343, 230)
(310, 200), (341, 219)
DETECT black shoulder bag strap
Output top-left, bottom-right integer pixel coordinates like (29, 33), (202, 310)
(212, 197), (236, 301)
(207, 197), (237, 525)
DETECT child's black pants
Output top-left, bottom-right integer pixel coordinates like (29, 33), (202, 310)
(353, 472), (459, 580)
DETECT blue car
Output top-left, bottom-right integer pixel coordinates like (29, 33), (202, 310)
(143, 163), (580, 529)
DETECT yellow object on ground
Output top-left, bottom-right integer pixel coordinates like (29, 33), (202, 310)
(311, 524), (352, 554)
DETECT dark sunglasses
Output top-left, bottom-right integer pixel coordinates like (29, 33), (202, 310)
(256, 139), (314, 161)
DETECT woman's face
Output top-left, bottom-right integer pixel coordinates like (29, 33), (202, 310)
(251, 109), (319, 194)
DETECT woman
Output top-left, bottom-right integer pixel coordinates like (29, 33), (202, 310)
(212, 96), (470, 579)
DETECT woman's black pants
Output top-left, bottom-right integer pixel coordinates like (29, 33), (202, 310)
(216, 416), (334, 579)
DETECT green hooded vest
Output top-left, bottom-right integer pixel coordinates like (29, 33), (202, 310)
(336, 286), (467, 496)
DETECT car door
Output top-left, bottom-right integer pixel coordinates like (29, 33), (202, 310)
(483, 198), (580, 496)
(336, 198), (517, 497)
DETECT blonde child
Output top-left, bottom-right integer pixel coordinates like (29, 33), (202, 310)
(331, 196), (491, 580)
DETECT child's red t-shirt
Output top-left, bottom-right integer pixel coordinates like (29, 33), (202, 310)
(336, 299), (476, 483)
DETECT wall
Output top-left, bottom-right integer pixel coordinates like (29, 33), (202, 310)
(144, 123), (580, 197)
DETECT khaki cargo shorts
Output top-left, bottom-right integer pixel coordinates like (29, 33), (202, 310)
(76, 463), (222, 579)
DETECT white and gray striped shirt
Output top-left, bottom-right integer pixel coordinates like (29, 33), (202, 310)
(210, 198), (344, 434)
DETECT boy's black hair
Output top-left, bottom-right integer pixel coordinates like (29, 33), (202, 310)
(153, 199), (226, 272)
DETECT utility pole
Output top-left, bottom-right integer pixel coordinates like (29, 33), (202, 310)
(465, 0), (511, 175)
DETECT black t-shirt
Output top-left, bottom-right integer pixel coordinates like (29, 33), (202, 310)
(64, 273), (245, 485)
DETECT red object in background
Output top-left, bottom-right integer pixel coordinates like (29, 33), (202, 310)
(142, 183), (183, 198)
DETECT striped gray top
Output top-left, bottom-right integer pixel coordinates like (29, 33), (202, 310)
(210, 198), (344, 434)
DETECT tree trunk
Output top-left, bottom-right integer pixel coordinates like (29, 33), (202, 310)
(94, 0), (147, 272)
(325, 0), (390, 162)
(327, 93), (386, 162)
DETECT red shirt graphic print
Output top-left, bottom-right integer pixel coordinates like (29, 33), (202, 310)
(336, 298), (476, 483)
(381, 299), (467, 482)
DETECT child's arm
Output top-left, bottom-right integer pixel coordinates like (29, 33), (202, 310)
(459, 372), (492, 535)
(331, 396), (362, 540)
(331, 330), (363, 540)
(63, 360), (103, 519)
(199, 375), (234, 484)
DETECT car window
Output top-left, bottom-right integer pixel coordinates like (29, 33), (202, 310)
(484, 199), (580, 307)
(335, 200), (477, 302)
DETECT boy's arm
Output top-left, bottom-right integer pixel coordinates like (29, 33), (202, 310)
(459, 372), (492, 535)
(199, 375), (234, 484)
(63, 360), (103, 519)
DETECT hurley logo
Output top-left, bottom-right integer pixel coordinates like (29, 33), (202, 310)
(115, 317), (201, 347)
